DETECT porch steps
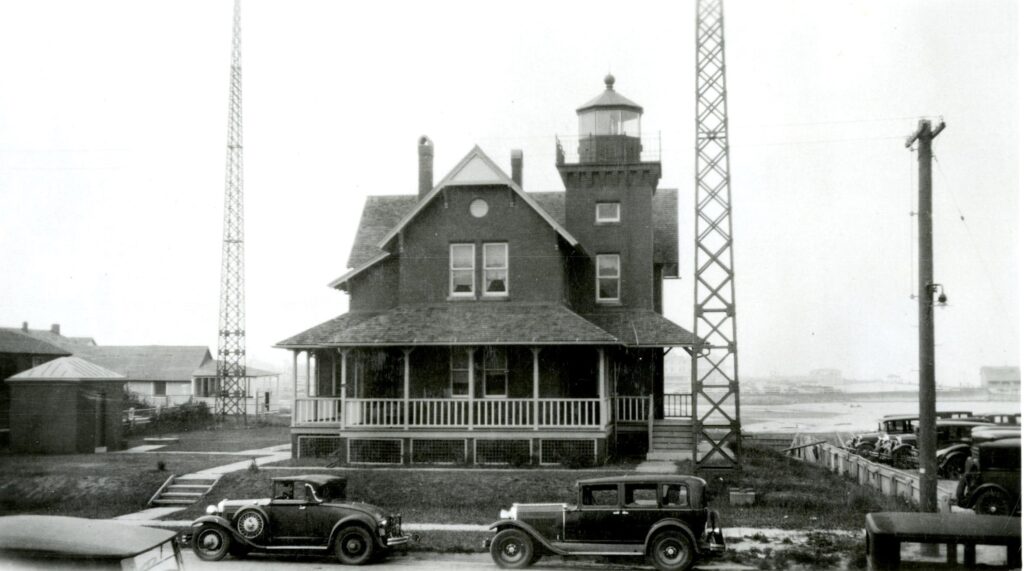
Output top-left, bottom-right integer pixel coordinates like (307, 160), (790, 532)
(647, 419), (695, 461)
(149, 474), (220, 506)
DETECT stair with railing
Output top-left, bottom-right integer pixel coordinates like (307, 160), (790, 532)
(149, 474), (220, 506)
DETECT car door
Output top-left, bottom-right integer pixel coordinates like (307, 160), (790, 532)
(618, 482), (662, 543)
(302, 483), (338, 545)
(564, 483), (621, 542)
(267, 482), (317, 544)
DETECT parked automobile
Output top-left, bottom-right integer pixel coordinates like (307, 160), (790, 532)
(0, 515), (182, 570)
(846, 411), (974, 458)
(879, 419), (996, 471)
(955, 437), (1021, 515)
(486, 475), (725, 571)
(937, 424), (1019, 479)
(186, 474), (413, 564)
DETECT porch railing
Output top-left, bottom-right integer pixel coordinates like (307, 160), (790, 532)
(475, 399), (534, 427)
(294, 397), (604, 428)
(613, 396), (650, 422)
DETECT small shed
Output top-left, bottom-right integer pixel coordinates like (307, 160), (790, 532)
(6, 356), (126, 454)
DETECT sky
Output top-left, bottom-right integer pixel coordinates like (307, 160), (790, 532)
(0, 0), (1018, 386)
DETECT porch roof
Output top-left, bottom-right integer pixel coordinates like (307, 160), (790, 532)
(583, 310), (700, 347)
(275, 303), (619, 348)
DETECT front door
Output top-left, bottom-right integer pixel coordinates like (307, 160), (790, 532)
(564, 483), (621, 542)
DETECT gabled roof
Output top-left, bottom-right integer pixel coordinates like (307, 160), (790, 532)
(275, 303), (619, 348)
(193, 359), (280, 378)
(0, 327), (95, 353)
(7, 356), (125, 382)
(376, 146), (579, 251)
(76, 346), (213, 382)
(344, 189), (679, 279)
(0, 330), (70, 356)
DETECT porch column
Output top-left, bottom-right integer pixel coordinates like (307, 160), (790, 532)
(598, 348), (607, 428)
(340, 349), (348, 429)
(532, 348), (541, 430)
(403, 348), (412, 430)
(292, 350), (298, 424)
(306, 351), (312, 397)
(331, 352), (338, 397)
(467, 348), (475, 431)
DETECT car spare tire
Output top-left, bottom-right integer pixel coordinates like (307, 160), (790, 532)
(234, 509), (267, 541)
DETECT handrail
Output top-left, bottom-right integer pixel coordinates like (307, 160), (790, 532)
(148, 474), (177, 506)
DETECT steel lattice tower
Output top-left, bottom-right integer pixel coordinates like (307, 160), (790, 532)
(692, 0), (741, 468)
(216, 0), (246, 418)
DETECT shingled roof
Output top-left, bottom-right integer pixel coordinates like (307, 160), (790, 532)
(7, 356), (125, 382)
(0, 329), (71, 356)
(76, 346), (213, 382)
(0, 327), (95, 353)
(276, 304), (619, 348)
(345, 189), (679, 278)
(583, 310), (699, 347)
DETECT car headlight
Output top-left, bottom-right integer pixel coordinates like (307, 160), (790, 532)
(205, 505), (217, 515)
(499, 505), (517, 520)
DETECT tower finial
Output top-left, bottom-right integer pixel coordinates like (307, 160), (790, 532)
(604, 73), (615, 90)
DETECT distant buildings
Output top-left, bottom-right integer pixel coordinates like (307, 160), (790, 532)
(981, 366), (1020, 399)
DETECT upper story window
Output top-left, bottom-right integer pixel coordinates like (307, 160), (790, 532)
(596, 254), (620, 302)
(595, 202), (620, 224)
(483, 243), (508, 296)
(450, 244), (475, 297)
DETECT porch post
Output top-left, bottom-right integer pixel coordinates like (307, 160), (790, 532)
(306, 351), (312, 397)
(292, 350), (298, 425)
(598, 348), (607, 428)
(340, 350), (348, 429)
(532, 348), (540, 430)
(403, 348), (412, 430)
(467, 348), (475, 431)
(331, 352), (337, 397)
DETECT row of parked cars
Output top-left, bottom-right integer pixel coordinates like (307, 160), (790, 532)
(846, 411), (1021, 515)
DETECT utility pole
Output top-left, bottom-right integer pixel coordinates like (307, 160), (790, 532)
(906, 119), (945, 512)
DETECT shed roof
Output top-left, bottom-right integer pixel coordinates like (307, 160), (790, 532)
(276, 303), (620, 348)
(0, 329), (70, 356)
(76, 346), (213, 382)
(344, 189), (679, 279)
(6, 356), (125, 382)
(0, 516), (177, 558)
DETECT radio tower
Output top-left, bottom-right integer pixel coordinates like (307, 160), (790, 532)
(216, 0), (246, 419)
(692, 0), (741, 468)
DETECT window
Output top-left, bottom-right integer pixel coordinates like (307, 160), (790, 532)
(483, 243), (508, 296)
(596, 254), (620, 301)
(479, 347), (507, 397)
(595, 202), (620, 223)
(625, 483), (659, 507)
(450, 244), (475, 296)
(661, 483), (689, 507)
(582, 484), (619, 506)
(154, 381), (167, 396)
(451, 349), (471, 397)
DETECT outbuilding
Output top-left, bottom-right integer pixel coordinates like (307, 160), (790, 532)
(6, 356), (125, 454)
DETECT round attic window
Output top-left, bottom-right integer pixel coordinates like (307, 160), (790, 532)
(469, 198), (489, 218)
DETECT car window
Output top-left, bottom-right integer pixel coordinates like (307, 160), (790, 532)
(581, 484), (618, 507)
(320, 481), (347, 502)
(292, 483), (308, 502)
(624, 484), (658, 507)
(275, 481), (295, 500)
(661, 484), (689, 507)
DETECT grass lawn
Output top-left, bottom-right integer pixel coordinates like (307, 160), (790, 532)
(0, 453), (245, 519)
(125, 419), (290, 453)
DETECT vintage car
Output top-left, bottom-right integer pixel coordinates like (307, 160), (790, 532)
(486, 475), (725, 571)
(878, 419), (996, 471)
(956, 436), (1021, 515)
(187, 474), (413, 564)
(936, 424), (1018, 479)
(846, 411), (973, 458)
(0, 515), (182, 570)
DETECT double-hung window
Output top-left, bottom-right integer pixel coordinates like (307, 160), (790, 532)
(482, 243), (508, 296)
(450, 243), (475, 296)
(596, 254), (620, 302)
(595, 202), (620, 224)
(450, 350), (470, 397)
(480, 347), (508, 397)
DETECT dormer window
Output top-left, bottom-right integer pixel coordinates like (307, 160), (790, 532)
(595, 202), (620, 224)
(450, 244), (475, 296)
(596, 254), (620, 302)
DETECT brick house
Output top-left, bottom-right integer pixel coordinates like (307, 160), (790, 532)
(277, 77), (698, 464)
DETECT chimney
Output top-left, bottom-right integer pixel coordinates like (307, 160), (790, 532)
(51, 323), (61, 335)
(418, 136), (434, 199)
(21, 321), (28, 332)
(511, 149), (523, 188)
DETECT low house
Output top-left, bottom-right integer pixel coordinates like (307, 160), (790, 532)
(6, 356), (125, 454)
(277, 77), (699, 465)
(0, 326), (73, 444)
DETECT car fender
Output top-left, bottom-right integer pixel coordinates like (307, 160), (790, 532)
(968, 483), (1014, 507)
(191, 515), (233, 530)
(644, 519), (699, 552)
(487, 520), (567, 555)
(330, 514), (384, 548)
(938, 446), (969, 467)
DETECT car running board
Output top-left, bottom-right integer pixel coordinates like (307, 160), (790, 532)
(550, 542), (645, 556)
(257, 545), (331, 551)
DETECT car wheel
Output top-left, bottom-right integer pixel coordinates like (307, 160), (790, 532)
(489, 528), (535, 569)
(648, 530), (694, 571)
(334, 526), (375, 565)
(234, 509), (267, 541)
(192, 524), (231, 561)
(974, 490), (1011, 516)
(942, 454), (967, 480)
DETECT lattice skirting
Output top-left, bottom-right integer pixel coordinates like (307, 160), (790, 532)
(296, 435), (344, 459)
(295, 435), (604, 465)
(474, 439), (532, 465)
(539, 439), (598, 465)
(348, 438), (404, 464)
(411, 439), (466, 464)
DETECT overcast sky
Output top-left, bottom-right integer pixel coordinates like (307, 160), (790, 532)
(0, 0), (1018, 386)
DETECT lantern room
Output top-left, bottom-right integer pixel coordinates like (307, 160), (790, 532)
(576, 74), (644, 163)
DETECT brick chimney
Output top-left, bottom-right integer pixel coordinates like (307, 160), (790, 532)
(418, 136), (434, 199)
(51, 323), (61, 335)
(21, 321), (28, 332)
(511, 149), (523, 188)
